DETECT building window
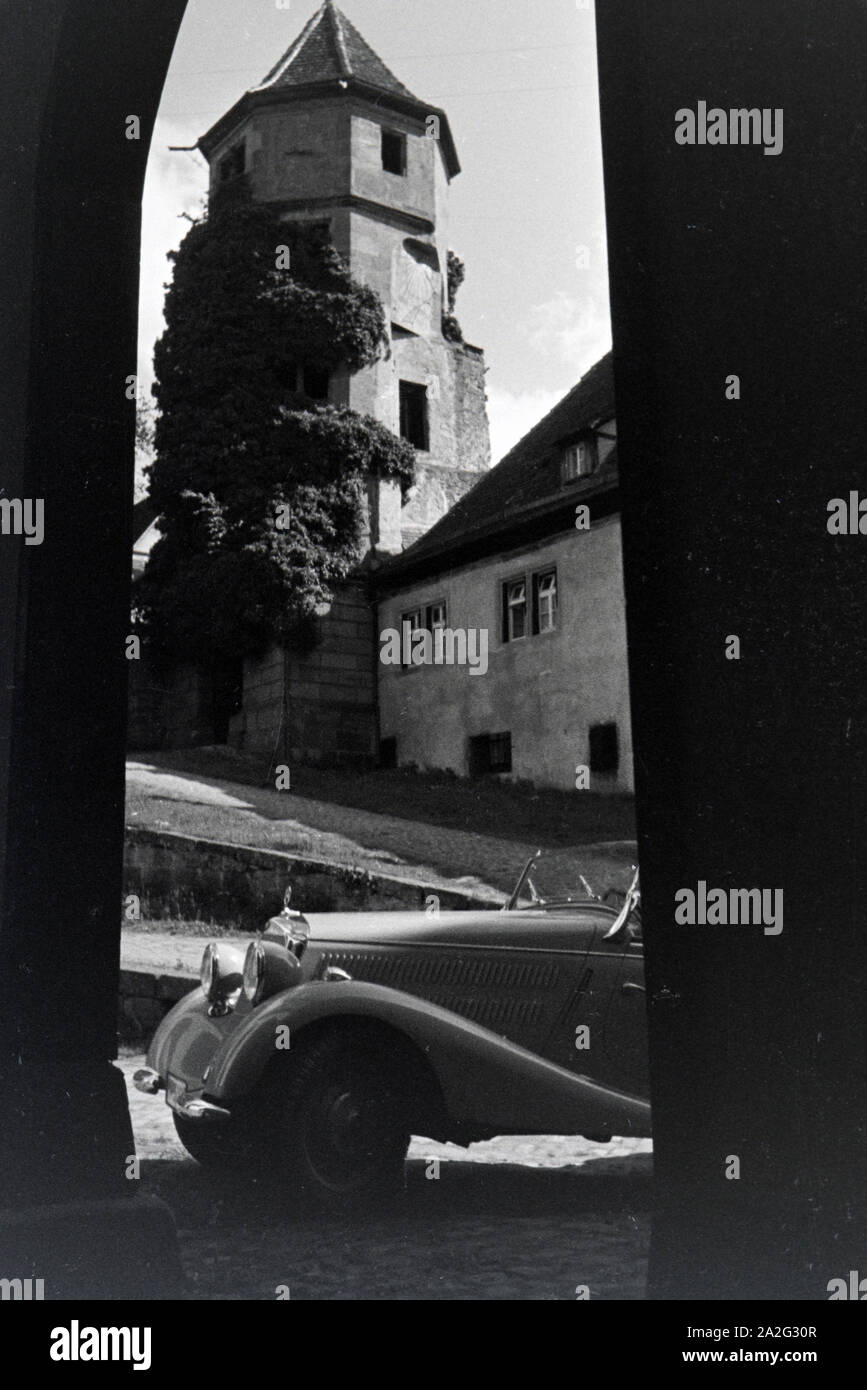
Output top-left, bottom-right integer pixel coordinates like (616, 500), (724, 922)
(502, 579), (528, 642)
(382, 129), (407, 175)
(589, 721), (619, 774)
(218, 143), (245, 183)
(399, 381), (429, 450)
(400, 608), (424, 667)
(302, 363), (330, 400)
(469, 732), (512, 777)
(399, 603), (446, 669)
(562, 434), (598, 483)
(427, 600), (447, 633)
(533, 569), (558, 634)
(379, 737), (397, 770)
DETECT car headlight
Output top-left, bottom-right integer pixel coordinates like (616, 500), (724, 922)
(243, 940), (265, 1006)
(200, 942), (220, 998)
(243, 938), (302, 1005)
(199, 942), (244, 1014)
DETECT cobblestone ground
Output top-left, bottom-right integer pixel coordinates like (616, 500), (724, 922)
(121, 1055), (652, 1301)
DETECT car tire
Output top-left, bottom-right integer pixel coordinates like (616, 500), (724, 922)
(262, 1031), (411, 1206)
(172, 1112), (254, 1170)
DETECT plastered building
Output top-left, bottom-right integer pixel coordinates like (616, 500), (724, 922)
(375, 355), (634, 794)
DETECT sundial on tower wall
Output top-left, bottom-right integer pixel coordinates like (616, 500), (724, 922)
(391, 239), (440, 337)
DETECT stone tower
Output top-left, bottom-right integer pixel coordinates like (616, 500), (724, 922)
(198, 0), (491, 552)
(160, 2), (492, 765)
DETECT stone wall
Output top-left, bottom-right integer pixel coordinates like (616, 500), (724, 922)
(454, 343), (491, 474)
(124, 825), (499, 932)
(127, 652), (169, 750)
(162, 662), (209, 750)
(119, 967), (194, 1044)
(231, 576), (378, 765)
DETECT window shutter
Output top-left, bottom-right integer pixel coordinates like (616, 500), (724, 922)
(501, 583), (510, 642)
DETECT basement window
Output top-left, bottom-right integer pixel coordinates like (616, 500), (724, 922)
(469, 732), (512, 777)
(382, 129), (407, 175)
(379, 737), (397, 770)
(399, 381), (429, 451)
(589, 721), (619, 774)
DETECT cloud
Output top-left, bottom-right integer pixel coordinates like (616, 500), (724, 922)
(526, 291), (612, 376)
(137, 120), (209, 393)
(486, 386), (565, 464)
(486, 293), (613, 464)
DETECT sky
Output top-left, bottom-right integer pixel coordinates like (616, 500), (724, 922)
(138, 0), (612, 465)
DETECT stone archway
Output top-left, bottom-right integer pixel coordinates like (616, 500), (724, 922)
(0, 0), (188, 1298)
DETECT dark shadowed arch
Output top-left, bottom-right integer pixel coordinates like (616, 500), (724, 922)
(0, 0), (188, 1297)
(597, 0), (867, 1300)
(2, 0), (866, 1307)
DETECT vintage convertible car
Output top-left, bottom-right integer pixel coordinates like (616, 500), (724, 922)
(134, 855), (649, 1202)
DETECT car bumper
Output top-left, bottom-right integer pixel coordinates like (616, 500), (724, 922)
(132, 1066), (162, 1095)
(133, 1066), (231, 1123)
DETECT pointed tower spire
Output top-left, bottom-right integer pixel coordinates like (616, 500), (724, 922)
(254, 1), (416, 101)
(199, 1), (459, 178)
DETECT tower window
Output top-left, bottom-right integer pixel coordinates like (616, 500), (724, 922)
(302, 363), (330, 400)
(382, 129), (407, 175)
(589, 722), (619, 774)
(218, 143), (245, 183)
(399, 381), (429, 450)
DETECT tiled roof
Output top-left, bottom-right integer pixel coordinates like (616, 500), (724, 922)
(378, 353), (617, 586)
(200, 2), (460, 178)
(253, 1), (418, 102)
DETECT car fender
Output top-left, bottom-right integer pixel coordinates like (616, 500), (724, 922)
(205, 980), (651, 1138)
(146, 986), (234, 1091)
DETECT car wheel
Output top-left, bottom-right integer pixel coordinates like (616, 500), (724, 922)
(264, 1032), (411, 1205)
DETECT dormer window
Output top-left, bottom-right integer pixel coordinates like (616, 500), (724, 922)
(382, 129), (407, 176)
(562, 434), (598, 483)
(218, 142), (246, 183)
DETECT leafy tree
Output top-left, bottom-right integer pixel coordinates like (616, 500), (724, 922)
(134, 392), (155, 502)
(139, 177), (415, 664)
(442, 249), (465, 343)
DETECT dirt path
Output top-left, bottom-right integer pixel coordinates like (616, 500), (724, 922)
(121, 1054), (652, 1300)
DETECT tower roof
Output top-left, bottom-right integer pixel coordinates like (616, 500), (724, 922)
(253, 0), (417, 102)
(199, 1), (460, 178)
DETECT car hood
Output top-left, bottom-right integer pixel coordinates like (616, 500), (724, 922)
(301, 905), (615, 954)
